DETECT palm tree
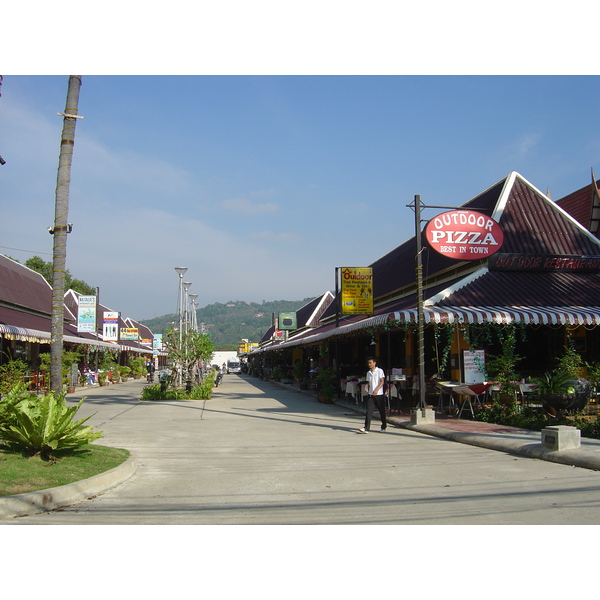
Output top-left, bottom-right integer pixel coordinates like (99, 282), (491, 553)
(50, 76), (82, 392)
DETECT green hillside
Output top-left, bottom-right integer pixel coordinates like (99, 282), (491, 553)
(140, 298), (317, 349)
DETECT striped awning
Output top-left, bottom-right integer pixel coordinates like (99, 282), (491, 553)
(390, 306), (600, 326)
(251, 305), (600, 354)
(0, 324), (50, 344)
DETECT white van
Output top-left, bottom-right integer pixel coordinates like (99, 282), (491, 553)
(227, 358), (241, 374)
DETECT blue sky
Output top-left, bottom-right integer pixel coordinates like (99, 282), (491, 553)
(2, 6), (600, 322)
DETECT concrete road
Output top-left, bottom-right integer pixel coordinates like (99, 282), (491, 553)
(5, 373), (600, 525)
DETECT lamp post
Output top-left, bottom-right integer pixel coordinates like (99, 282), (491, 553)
(174, 267), (187, 386)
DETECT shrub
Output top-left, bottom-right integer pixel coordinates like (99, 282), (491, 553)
(0, 384), (103, 461)
(140, 374), (214, 402)
(0, 359), (29, 394)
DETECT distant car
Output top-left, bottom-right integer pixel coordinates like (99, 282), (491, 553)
(227, 359), (241, 374)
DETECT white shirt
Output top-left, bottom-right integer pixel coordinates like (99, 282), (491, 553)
(366, 367), (385, 395)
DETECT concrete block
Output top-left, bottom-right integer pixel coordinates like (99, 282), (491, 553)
(541, 425), (581, 451)
(411, 407), (436, 425)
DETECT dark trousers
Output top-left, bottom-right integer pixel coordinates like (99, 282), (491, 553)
(365, 394), (387, 431)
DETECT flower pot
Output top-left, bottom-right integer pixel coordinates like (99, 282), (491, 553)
(67, 386), (76, 394)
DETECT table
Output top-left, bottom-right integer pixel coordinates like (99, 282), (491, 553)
(453, 382), (495, 418)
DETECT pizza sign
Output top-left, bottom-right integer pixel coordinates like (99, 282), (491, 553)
(424, 210), (504, 260)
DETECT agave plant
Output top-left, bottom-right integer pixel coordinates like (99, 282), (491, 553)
(0, 385), (102, 460)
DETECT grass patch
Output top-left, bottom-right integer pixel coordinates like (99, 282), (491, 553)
(0, 444), (130, 497)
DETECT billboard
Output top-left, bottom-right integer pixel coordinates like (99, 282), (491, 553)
(340, 267), (373, 315)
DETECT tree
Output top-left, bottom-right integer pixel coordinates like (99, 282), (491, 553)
(50, 76), (82, 393)
(25, 256), (95, 295)
(164, 329), (215, 387)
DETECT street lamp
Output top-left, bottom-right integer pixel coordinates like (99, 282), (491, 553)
(174, 267), (187, 386)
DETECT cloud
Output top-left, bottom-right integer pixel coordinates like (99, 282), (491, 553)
(221, 197), (279, 214)
(516, 133), (542, 155)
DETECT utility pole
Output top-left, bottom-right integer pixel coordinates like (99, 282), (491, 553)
(50, 76), (82, 392)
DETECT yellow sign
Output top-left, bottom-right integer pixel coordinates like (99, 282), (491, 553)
(340, 267), (373, 315)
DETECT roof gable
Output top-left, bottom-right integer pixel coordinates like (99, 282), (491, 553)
(0, 254), (53, 316)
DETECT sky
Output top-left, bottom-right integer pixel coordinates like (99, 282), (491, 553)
(2, 4), (600, 324)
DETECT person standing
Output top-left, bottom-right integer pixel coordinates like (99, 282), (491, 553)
(358, 357), (387, 433)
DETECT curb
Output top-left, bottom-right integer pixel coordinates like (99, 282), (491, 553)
(0, 450), (137, 520)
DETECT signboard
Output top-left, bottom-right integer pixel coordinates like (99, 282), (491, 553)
(102, 311), (119, 342)
(120, 327), (139, 341)
(77, 295), (97, 333)
(424, 210), (504, 260)
(153, 334), (163, 351)
(340, 267), (373, 315)
(279, 312), (297, 330)
(463, 350), (485, 384)
(489, 253), (600, 272)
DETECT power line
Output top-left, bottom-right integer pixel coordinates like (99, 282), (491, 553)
(0, 244), (52, 256)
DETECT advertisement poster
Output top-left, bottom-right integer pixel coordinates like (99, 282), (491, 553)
(340, 267), (373, 315)
(463, 350), (486, 383)
(103, 311), (119, 342)
(77, 295), (97, 333)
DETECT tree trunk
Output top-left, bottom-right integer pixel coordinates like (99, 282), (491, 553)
(50, 76), (82, 393)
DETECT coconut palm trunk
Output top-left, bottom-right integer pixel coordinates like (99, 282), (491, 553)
(50, 75), (82, 393)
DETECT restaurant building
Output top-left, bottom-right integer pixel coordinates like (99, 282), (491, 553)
(252, 171), (600, 396)
(0, 254), (160, 388)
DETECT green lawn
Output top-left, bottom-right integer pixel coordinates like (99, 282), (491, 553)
(0, 445), (130, 497)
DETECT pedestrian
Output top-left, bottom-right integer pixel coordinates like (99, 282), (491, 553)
(358, 357), (387, 433)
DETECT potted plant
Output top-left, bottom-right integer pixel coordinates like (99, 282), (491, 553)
(119, 365), (131, 381)
(315, 367), (336, 403)
(98, 371), (109, 386)
(129, 357), (146, 379)
(530, 372), (575, 415)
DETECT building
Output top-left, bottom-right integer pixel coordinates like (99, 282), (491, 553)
(251, 172), (600, 393)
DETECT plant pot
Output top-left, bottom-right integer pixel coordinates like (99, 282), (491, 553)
(67, 386), (76, 394)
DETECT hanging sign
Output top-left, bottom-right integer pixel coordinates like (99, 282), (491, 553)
(279, 312), (297, 330)
(424, 210), (504, 260)
(77, 295), (97, 332)
(340, 267), (373, 315)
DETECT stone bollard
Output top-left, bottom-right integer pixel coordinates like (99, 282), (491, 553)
(541, 425), (581, 451)
(410, 407), (436, 425)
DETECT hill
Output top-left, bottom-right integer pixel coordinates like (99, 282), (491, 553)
(139, 298), (317, 349)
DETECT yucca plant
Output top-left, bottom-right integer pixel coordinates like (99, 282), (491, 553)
(0, 384), (103, 461)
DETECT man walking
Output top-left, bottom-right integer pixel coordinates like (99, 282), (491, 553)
(358, 357), (387, 433)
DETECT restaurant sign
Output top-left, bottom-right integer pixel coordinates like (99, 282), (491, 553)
(489, 253), (600, 272)
(340, 267), (373, 315)
(77, 295), (97, 333)
(424, 210), (504, 260)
